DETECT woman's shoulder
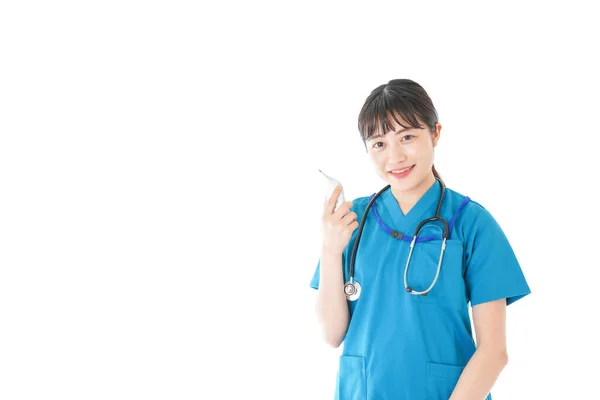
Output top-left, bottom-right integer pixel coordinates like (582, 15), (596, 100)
(350, 194), (373, 207)
(348, 195), (373, 221)
(445, 186), (502, 231)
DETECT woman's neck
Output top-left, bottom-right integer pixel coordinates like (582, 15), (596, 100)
(391, 172), (436, 215)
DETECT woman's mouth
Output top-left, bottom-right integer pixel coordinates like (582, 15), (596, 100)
(389, 165), (415, 179)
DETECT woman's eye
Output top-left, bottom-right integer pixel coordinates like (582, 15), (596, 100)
(402, 135), (415, 141)
(373, 142), (384, 148)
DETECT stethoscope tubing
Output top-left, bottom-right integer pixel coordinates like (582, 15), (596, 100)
(346, 179), (449, 299)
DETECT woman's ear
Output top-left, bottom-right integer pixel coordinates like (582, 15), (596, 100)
(432, 122), (442, 147)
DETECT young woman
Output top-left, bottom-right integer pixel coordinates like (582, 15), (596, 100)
(311, 79), (531, 399)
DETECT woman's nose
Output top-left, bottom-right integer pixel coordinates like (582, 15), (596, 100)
(386, 142), (407, 163)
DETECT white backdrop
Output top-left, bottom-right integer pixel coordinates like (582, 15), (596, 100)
(1, 1), (599, 399)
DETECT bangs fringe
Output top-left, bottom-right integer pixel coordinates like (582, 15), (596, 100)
(358, 88), (431, 142)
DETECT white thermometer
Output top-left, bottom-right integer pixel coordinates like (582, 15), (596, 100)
(319, 169), (345, 211)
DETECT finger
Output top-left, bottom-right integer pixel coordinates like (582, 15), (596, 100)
(334, 201), (353, 218)
(341, 211), (358, 225)
(323, 184), (343, 216)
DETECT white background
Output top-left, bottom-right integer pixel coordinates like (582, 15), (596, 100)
(1, 1), (599, 399)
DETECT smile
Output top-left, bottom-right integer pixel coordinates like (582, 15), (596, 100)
(389, 165), (415, 178)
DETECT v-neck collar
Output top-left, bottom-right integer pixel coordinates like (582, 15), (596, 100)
(379, 179), (441, 231)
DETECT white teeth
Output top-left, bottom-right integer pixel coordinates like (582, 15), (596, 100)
(391, 167), (411, 173)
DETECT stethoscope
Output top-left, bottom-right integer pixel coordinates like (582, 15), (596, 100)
(343, 179), (449, 301)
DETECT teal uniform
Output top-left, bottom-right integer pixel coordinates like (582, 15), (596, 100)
(310, 180), (531, 399)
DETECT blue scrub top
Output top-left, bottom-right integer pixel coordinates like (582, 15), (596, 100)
(310, 180), (531, 400)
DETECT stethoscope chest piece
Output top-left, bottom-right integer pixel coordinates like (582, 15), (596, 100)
(344, 280), (361, 301)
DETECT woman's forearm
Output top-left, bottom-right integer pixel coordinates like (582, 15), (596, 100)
(315, 249), (349, 348)
(449, 346), (508, 400)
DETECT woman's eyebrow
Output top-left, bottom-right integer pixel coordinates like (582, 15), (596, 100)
(369, 127), (410, 140)
(394, 128), (412, 135)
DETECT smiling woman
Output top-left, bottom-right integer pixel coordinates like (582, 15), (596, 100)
(310, 79), (531, 400)
(359, 80), (444, 215)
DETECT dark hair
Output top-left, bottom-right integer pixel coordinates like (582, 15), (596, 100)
(357, 79), (442, 182)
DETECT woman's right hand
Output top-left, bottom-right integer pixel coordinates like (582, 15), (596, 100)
(321, 185), (359, 255)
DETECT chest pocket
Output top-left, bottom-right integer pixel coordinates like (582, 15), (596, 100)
(406, 239), (465, 307)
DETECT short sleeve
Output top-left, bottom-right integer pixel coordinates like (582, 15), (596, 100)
(464, 207), (531, 306)
(310, 260), (321, 290)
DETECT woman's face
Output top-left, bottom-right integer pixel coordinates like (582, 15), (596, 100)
(365, 117), (441, 196)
